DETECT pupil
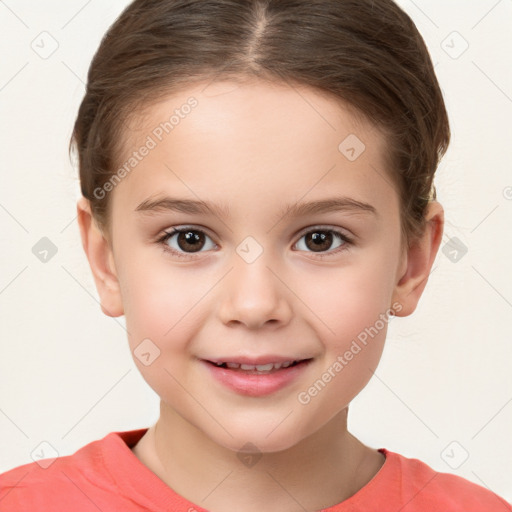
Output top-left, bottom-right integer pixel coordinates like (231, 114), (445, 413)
(308, 231), (332, 252)
(178, 231), (204, 252)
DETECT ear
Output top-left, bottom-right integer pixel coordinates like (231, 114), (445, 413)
(76, 197), (124, 317)
(391, 201), (444, 316)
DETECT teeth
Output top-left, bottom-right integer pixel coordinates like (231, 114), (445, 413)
(255, 363), (274, 371)
(215, 361), (297, 371)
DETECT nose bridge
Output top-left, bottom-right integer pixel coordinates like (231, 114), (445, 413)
(217, 244), (292, 329)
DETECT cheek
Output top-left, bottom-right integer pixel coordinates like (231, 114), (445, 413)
(291, 251), (395, 412)
(296, 254), (397, 343)
(118, 255), (200, 351)
(295, 266), (392, 427)
(296, 332), (386, 434)
(118, 261), (205, 406)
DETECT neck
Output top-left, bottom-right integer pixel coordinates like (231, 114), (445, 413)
(132, 403), (384, 512)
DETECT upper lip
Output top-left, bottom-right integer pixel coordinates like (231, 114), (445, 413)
(203, 355), (312, 365)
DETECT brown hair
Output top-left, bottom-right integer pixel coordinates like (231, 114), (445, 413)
(70, 0), (450, 246)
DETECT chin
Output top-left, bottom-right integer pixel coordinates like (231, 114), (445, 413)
(205, 416), (309, 455)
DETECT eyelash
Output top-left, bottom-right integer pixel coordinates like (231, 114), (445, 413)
(155, 226), (354, 260)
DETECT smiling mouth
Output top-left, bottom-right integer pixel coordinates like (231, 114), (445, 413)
(205, 359), (312, 374)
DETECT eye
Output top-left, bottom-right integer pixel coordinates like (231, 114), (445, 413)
(294, 227), (352, 257)
(156, 225), (353, 260)
(157, 227), (216, 259)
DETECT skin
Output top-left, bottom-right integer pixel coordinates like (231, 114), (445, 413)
(77, 78), (443, 512)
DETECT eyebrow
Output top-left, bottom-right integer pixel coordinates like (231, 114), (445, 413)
(278, 197), (377, 219)
(135, 196), (377, 219)
(135, 196), (231, 218)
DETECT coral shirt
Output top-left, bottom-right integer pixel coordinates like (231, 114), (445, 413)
(1, 429), (510, 511)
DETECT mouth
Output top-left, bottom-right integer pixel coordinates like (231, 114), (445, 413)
(200, 355), (314, 396)
(205, 359), (310, 374)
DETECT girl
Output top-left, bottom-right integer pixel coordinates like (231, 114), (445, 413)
(1, 0), (510, 510)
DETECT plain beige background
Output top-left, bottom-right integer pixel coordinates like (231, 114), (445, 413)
(1, 0), (511, 501)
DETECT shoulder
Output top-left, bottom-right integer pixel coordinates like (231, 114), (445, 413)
(0, 430), (146, 511)
(382, 449), (511, 511)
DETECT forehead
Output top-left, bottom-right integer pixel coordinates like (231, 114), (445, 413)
(110, 79), (397, 221)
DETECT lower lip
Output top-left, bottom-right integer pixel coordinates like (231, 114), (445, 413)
(201, 360), (312, 397)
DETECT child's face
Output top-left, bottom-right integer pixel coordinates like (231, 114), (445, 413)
(86, 79), (425, 452)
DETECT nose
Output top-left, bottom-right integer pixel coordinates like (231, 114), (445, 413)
(217, 253), (293, 330)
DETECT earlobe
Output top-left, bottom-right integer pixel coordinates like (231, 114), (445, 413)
(391, 201), (444, 316)
(76, 197), (124, 318)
